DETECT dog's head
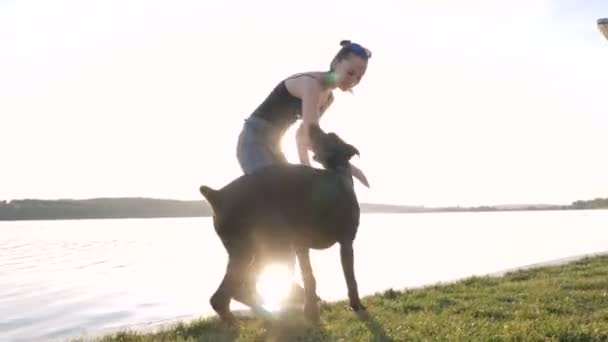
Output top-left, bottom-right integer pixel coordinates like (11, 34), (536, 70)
(308, 123), (359, 171)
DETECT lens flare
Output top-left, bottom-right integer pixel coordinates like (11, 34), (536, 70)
(256, 263), (293, 311)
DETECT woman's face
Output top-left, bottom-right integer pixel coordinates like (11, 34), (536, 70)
(333, 54), (368, 91)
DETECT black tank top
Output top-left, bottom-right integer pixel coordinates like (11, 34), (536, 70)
(250, 74), (324, 135)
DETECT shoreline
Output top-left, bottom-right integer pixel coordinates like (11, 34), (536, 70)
(4, 207), (608, 223)
(60, 249), (608, 342)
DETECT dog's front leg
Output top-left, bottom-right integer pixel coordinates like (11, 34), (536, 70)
(340, 240), (366, 313)
(295, 247), (320, 322)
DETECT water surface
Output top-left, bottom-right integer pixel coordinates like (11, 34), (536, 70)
(1, 210), (607, 341)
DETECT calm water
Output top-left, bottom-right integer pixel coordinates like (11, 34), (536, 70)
(1, 210), (607, 342)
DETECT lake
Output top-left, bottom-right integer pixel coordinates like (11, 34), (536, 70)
(1, 210), (607, 342)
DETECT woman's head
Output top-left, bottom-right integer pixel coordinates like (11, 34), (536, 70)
(329, 40), (371, 91)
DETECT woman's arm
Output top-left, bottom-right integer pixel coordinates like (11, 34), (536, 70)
(294, 78), (323, 166)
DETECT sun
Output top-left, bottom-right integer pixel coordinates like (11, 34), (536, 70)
(256, 263), (294, 312)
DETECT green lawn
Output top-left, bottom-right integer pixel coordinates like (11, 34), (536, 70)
(83, 255), (608, 341)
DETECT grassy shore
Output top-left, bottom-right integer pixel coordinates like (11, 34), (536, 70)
(83, 255), (608, 341)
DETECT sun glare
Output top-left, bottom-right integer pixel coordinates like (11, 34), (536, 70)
(280, 126), (311, 164)
(256, 263), (293, 311)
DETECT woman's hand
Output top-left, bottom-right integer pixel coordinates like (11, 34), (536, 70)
(296, 124), (312, 166)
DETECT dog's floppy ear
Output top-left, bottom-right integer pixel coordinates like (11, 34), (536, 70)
(325, 132), (358, 160)
(343, 143), (360, 160)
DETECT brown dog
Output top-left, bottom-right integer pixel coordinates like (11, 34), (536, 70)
(199, 123), (365, 323)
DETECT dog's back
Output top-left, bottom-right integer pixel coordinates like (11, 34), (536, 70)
(202, 163), (360, 250)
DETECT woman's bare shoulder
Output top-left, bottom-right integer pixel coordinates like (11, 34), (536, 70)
(284, 71), (327, 98)
(285, 71), (325, 79)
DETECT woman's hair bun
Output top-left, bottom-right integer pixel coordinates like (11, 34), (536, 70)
(339, 40), (352, 48)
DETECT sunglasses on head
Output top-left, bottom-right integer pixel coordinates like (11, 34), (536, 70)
(348, 43), (372, 59)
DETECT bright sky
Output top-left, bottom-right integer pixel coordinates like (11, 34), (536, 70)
(1, 0), (607, 207)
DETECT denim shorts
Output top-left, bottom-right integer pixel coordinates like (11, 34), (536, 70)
(236, 116), (288, 175)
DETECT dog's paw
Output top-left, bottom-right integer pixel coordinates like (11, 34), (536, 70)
(350, 300), (366, 312)
(219, 313), (238, 327)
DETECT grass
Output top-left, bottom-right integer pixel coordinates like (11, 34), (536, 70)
(78, 255), (608, 341)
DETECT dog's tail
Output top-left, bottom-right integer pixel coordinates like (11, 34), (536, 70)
(199, 185), (220, 214)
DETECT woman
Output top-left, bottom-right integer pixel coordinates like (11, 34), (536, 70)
(236, 40), (371, 187)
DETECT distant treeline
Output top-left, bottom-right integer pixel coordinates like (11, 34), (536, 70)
(0, 198), (211, 221)
(0, 197), (606, 221)
(571, 197), (608, 209)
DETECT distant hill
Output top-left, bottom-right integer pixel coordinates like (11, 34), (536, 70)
(0, 197), (605, 221)
(0, 198), (210, 221)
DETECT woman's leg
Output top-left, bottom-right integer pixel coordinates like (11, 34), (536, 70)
(236, 119), (284, 174)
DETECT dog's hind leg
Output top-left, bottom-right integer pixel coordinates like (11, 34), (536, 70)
(213, 246), (272, 320)
(210, 234), (260, 321)
(295, 247), (320, 322)
(210, 254), (244, 324)
(242, 254), (262, 297)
